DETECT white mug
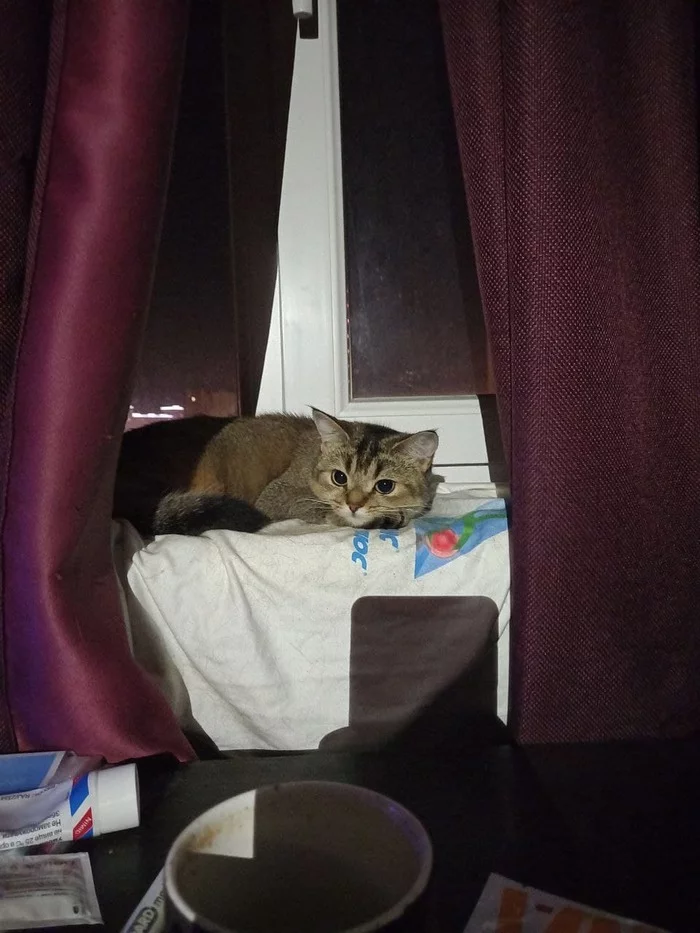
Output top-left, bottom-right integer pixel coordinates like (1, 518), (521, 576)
(164, 780), (433, 933)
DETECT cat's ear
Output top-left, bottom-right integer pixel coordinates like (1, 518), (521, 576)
(393, 430), (439, 470)
(311, 407), (350, 445)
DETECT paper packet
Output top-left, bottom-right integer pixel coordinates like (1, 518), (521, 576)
(464, 874), (669, 933)
(0, 752), (101, 797)
(0, 853), (102, 929)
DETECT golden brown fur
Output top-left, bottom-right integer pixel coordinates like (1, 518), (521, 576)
(189, 415), (313, 505)
(113, 415), (231, 536)
(115, 409), (440, 537)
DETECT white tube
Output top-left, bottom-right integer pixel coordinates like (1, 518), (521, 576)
(0, 764), (139, 852)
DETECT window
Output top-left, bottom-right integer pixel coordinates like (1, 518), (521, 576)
(258, 0), (497, 484)
(128, 1), (238, 431)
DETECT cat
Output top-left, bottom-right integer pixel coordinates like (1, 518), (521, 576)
(113, 414), (233, 537)
(115, 408), (440, 537)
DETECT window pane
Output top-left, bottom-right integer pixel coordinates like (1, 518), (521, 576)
(338, 0), (491, 399)
(128, 1), (238, 430)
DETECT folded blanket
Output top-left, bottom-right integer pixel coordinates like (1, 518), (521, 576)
(114, 487), (511, 751)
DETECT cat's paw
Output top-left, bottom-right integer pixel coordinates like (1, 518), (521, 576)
(367, 515), (405, 531)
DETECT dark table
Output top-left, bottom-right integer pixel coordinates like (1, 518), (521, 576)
(71, 737), (700, 932)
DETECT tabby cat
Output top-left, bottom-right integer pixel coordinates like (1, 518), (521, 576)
(115, 409), (439, 536)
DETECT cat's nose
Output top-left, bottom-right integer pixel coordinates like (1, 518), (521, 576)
(348, 503), (360, 513)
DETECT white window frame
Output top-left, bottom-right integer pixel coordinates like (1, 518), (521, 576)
(257, 0), (491, 484)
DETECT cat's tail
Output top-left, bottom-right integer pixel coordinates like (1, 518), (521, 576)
(153, 491), (271, 536)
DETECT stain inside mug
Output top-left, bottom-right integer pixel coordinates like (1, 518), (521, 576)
(179, 843), (404, 933)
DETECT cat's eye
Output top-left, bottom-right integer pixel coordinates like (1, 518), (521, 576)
(331, 470), (348, 486)
(375, 479), (395, 495)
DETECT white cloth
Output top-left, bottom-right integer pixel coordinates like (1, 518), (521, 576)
(115, 487), (511, 751)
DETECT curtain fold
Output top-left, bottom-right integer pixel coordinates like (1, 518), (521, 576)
(440, 0), (700, 741)
(223, 1), (296, 415)
(0, 0), (51, 753)
(2, 0), (193, 759)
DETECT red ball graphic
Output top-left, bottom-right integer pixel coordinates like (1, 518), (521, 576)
(426, 528), (459, 558)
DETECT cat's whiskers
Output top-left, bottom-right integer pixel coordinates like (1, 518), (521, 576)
(295, 496), (333, 510)
(138, 408), (437, 536)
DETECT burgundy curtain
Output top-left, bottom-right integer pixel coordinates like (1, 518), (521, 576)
(440, 0), (700, 742)
(1, 0), (193, 759)
(223, 1), (296, 415)
(0, 0), (51, 754)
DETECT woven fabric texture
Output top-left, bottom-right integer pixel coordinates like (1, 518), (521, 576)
(440, 0), (700, 742)
(2, 0), (193, 760)
(0, 0), (51, 752)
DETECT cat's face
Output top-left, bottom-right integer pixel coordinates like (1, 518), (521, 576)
(308, 409), (439, 529)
